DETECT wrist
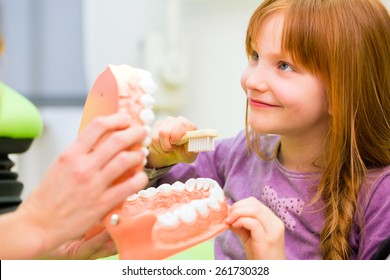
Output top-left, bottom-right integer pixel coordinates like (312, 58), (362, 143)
(0, 207), (47, 259)
(146, 156), (178, 169)
(16, 206), (50, 258)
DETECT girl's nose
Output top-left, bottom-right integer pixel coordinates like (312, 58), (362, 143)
(241, 65), (268, 94)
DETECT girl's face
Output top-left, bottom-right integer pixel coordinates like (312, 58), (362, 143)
(241, 13), (330, 139)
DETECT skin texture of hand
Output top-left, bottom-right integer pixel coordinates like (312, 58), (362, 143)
(226, 197), (287, 260)
(147, 116), (199, 169)
(0, 112), (148, 259)
(40, 231), (116, 260)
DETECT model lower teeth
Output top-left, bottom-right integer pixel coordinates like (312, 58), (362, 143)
(120, 178), (226, 229)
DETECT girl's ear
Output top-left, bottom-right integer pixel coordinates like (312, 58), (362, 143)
(326, 95), (332, 116)
(327, 104), (332, 116)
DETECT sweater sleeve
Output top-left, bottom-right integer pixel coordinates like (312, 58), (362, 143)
(145, 134), (239, 188)
(357, 170), (390, 259)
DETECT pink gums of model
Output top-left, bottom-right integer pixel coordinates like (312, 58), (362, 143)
(79, 65), (229, 259)
(106, 178), (229, 260)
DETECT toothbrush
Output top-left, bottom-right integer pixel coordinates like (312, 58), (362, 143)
(177, 129), (218, 152)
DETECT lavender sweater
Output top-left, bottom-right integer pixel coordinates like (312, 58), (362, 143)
(147, 131), (390, 259)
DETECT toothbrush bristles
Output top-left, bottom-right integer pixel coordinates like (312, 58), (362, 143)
(188, 136), (216, 152)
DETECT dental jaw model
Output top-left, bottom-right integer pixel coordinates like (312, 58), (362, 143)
(106, 178), (229, 260)
(79, 64), (156, 238)
(79, 64), (229, 259)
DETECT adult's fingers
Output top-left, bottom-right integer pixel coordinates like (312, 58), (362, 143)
(99, 170), (148, 210)
(76, 113), (132, 154)
(99, 150), (145, 184)
(89, 126), (146, 168)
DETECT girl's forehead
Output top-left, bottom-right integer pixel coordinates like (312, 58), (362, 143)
(252, 13), (285, 50)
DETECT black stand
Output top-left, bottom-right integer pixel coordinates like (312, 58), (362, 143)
(0, 138), (34, 214)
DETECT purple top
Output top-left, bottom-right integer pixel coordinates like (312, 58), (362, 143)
(147, 131), (390, 259)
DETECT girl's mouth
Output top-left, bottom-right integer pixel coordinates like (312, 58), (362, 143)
(249, 98), (278, 108)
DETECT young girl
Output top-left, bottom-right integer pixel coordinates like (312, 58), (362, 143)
(146, 0), (390, 260)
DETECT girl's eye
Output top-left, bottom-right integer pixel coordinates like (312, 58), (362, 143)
(278, 61), (294, 72)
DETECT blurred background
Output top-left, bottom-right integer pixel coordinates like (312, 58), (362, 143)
(1, 0), (390, 259)
(3, 0), (389, 199)
(0, 0), (262, 199)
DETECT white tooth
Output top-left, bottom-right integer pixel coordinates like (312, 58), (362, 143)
(157, 183), (172, 193)
(210, 186), (225, 203)
(206, 196), (221, 210)
(126, 193), (139, 201)
(190, 199), (210, 217)
(138, 187), (157, 198)
(157, 212), (179, 227)
(143, 157), (147, 166)
(171, 181), (186, 191)
(174, 205), (197, 224)
(144, 125), (152, 135)
(139, 76), (157, 94)
(140, 94), (155, 109)
(202, 178), (214, 190)
(185, 182), (195, 192)
(143, 136), (152, 146)
(196, 178), (206, 190)
(139, 109), (155, 125)
(185, 178), (196, 191)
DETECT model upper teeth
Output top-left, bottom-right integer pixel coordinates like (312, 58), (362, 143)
(140, 108), (155, 125)
(126, 178), (226, 228)
(139, 76), (157, 94)
(140, 94), (156, 108)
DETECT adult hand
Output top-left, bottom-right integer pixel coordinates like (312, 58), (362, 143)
(41, 230), (116, 260)
(15, 112), (148, 258)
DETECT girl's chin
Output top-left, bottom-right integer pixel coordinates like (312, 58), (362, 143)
(248, 120), (275, 134)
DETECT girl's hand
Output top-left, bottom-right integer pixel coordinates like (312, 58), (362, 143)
(147, 116), (199, 169)
(17, 112), (149, 257)
(226, 197), (286, 260)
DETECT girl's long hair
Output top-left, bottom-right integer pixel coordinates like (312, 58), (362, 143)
(245, 0), (390, 259)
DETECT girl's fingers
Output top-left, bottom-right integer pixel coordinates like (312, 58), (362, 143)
(226, 197), (264, 223)
(230, 217), (266, 244)
(157, 120), (186, 151)
(168, 116), (198, 145)
(76, 113), (131, 154)
(227, 197), (284, 237)
(152, 116), (197, 152)
(230, 224), (251, 244)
